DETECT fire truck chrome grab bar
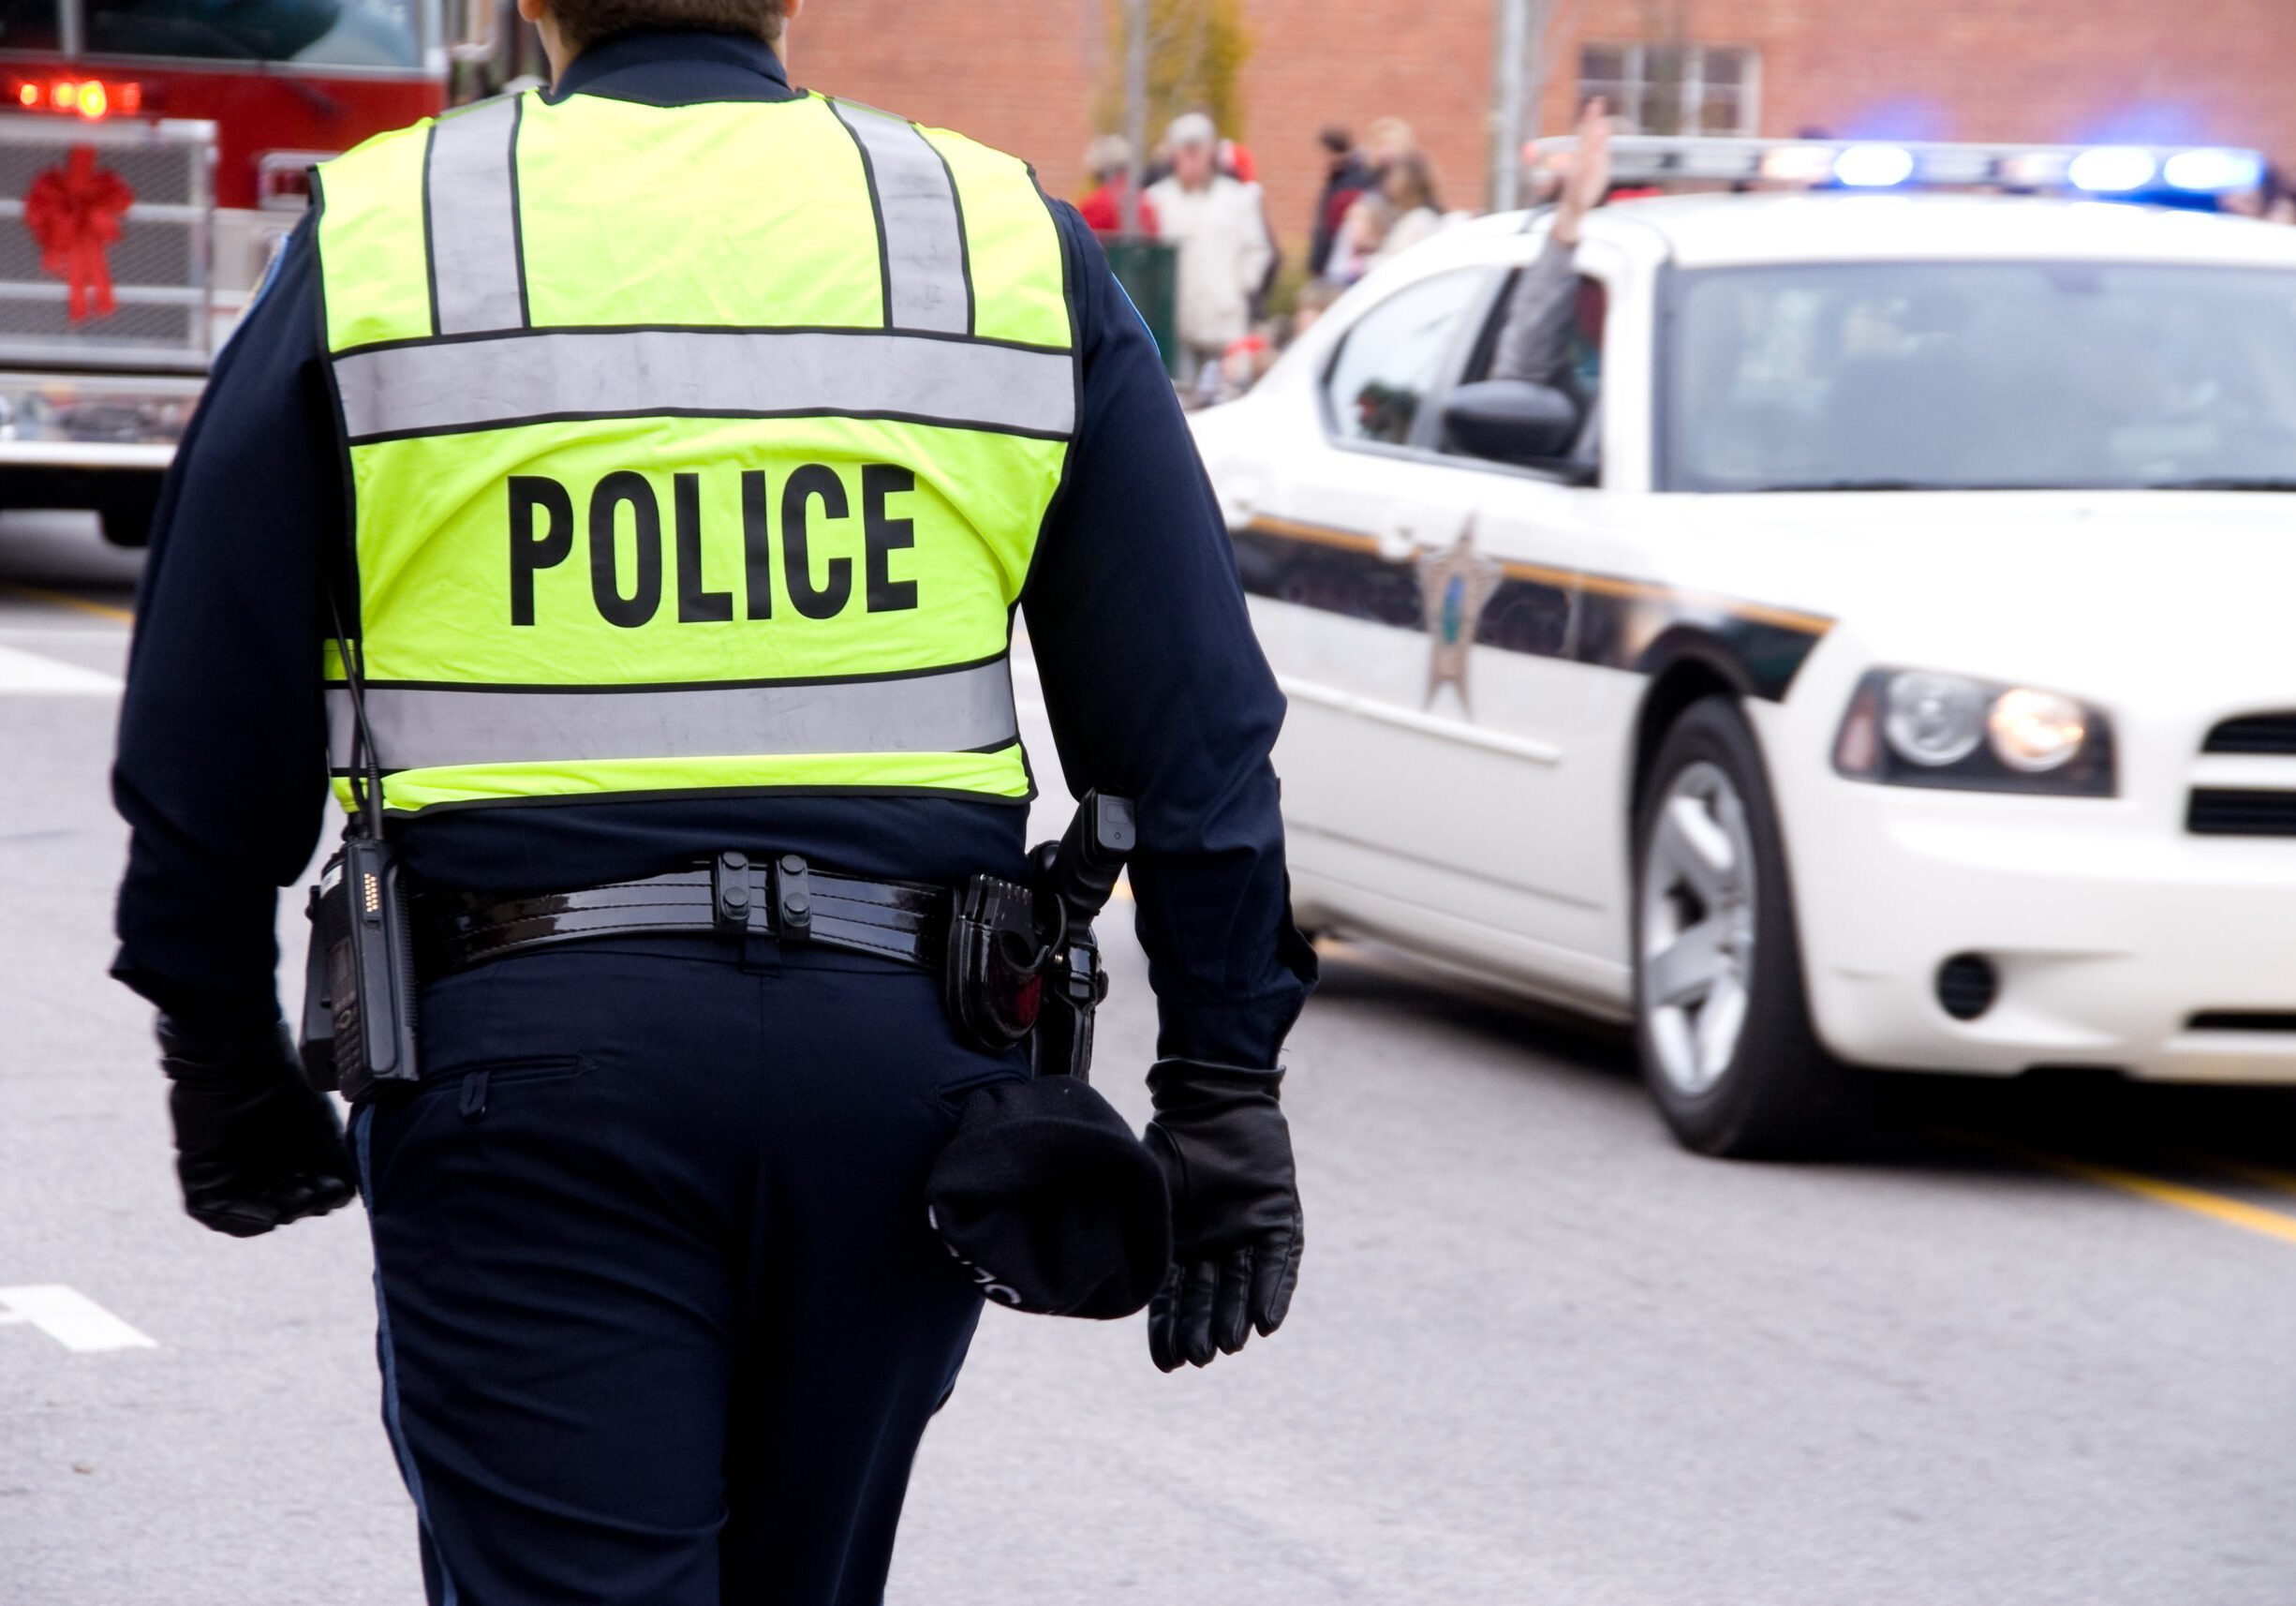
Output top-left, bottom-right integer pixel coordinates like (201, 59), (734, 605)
(0, 116), (213, 148)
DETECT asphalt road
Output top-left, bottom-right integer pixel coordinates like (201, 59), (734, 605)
(3, 512), (2295, 1604)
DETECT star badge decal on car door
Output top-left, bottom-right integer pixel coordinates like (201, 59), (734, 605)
(1416, 525), (1502, 714)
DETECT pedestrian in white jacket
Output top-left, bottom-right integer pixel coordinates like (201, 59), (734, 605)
(1146, 112), (1273, 384)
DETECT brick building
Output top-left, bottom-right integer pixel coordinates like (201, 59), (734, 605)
(786, 1), (2296, 257)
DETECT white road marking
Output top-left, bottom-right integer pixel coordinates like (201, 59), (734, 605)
(0, 643), (120, 695)
(0, 1286), (156, 1352)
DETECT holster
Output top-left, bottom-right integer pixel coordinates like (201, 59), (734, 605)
(1032, 927), (1109, 1081)
(300, 835), (422, 1101)
(941, 792), (1134, 1078)
(1023, 791), (1133, 1082)
(941, 873), (1054, 1054)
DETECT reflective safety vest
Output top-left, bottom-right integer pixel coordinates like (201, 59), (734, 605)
(311, 88), (1076, 816)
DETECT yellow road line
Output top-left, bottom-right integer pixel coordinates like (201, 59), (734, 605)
(3, 583), (133, 625)
(2038, 1154), (2296, 1245)
(1942, 1129), (2296, 1246)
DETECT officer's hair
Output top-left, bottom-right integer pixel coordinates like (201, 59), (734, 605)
(549, 0), (783, 53)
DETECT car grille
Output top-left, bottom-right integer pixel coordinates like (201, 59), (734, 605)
(2203, 711), (2296, 754)
(0, 117), (210, 372)
(2187, 789), (2296, 836)
(2186, 711), (2296, 834)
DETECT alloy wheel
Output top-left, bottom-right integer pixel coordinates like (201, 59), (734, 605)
(1638, 760), (1759, 1096)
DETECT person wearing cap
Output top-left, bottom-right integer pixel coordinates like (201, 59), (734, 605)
(1078, 132), (1159, 236)
(1146, 111), (1273, 388)
(108, 0), (1315, 1598)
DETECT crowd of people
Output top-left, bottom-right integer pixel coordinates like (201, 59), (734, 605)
(1077, 112), (1472, 405)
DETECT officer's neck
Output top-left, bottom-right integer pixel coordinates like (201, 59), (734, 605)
(540, 27), (793, 104)
(541, 0), (799, 83)
(536, 9), (574, 80)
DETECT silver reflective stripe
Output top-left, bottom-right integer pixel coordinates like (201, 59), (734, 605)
(327, 658), (1018, 772)
(426, 97), (524, 335)
(334, 327), (1074, 441)
(832, 102), (969, 335)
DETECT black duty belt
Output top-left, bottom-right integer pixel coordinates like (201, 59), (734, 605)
(422, 851), (949, 976)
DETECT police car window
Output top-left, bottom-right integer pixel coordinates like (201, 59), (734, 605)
(1666, 261), (2296, 492)
(86, 0), (420, 66)
(1324, 268), (1486, 446)
(1462, 270), (1606, 394)
(1567, 279), (1605, 394)
(1444, 266), (1607, 474)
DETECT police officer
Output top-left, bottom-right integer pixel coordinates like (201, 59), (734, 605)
(110, 0), (1315, 1597)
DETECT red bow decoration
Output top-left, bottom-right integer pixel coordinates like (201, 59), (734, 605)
(24, 146), (135, 322)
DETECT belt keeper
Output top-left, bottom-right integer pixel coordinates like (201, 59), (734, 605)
(713, 849), (753, 938)
(776, 854), (813, 944)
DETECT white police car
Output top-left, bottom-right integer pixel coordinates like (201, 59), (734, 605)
(1191, 139), (2296, 1156)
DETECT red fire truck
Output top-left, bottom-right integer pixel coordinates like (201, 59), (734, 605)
(0, 0), (499, 544)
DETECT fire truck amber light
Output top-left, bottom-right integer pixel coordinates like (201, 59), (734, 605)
(12, 78), (141, 119)
(1988, 688), (2086, 772)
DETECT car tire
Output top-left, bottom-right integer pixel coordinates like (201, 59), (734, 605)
(1632, 694), (1866, 1158)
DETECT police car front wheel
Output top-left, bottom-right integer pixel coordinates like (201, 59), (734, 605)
(1633, 696), (1866, 1159)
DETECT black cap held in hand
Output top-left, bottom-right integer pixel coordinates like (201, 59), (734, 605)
(926, 1076), (1172, 1320)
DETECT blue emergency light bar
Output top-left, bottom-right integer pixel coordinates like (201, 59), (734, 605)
(1529, 136), (2269, 199)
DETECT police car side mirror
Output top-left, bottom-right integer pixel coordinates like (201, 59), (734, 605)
(1441, 380), (1579, 468)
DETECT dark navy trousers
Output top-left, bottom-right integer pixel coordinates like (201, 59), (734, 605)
(351, 934), (1026, 1605)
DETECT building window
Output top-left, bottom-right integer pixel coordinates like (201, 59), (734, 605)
(1578, 43), (1759, 136)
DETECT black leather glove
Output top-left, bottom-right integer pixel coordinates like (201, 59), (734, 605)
(1142, 1058), (1302, 1371)
(158, 1018), (358, 1238)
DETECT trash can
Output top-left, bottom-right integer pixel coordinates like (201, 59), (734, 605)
(1101, 237), (1179, 378)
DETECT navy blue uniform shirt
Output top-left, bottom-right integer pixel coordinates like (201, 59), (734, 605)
(111, 28), (1314, 1065)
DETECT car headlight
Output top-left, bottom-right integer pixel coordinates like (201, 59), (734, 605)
(1987, 687), (2086, 772)
(1835, 669), (2115, 796)
(1884, 673), (1987, 766)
